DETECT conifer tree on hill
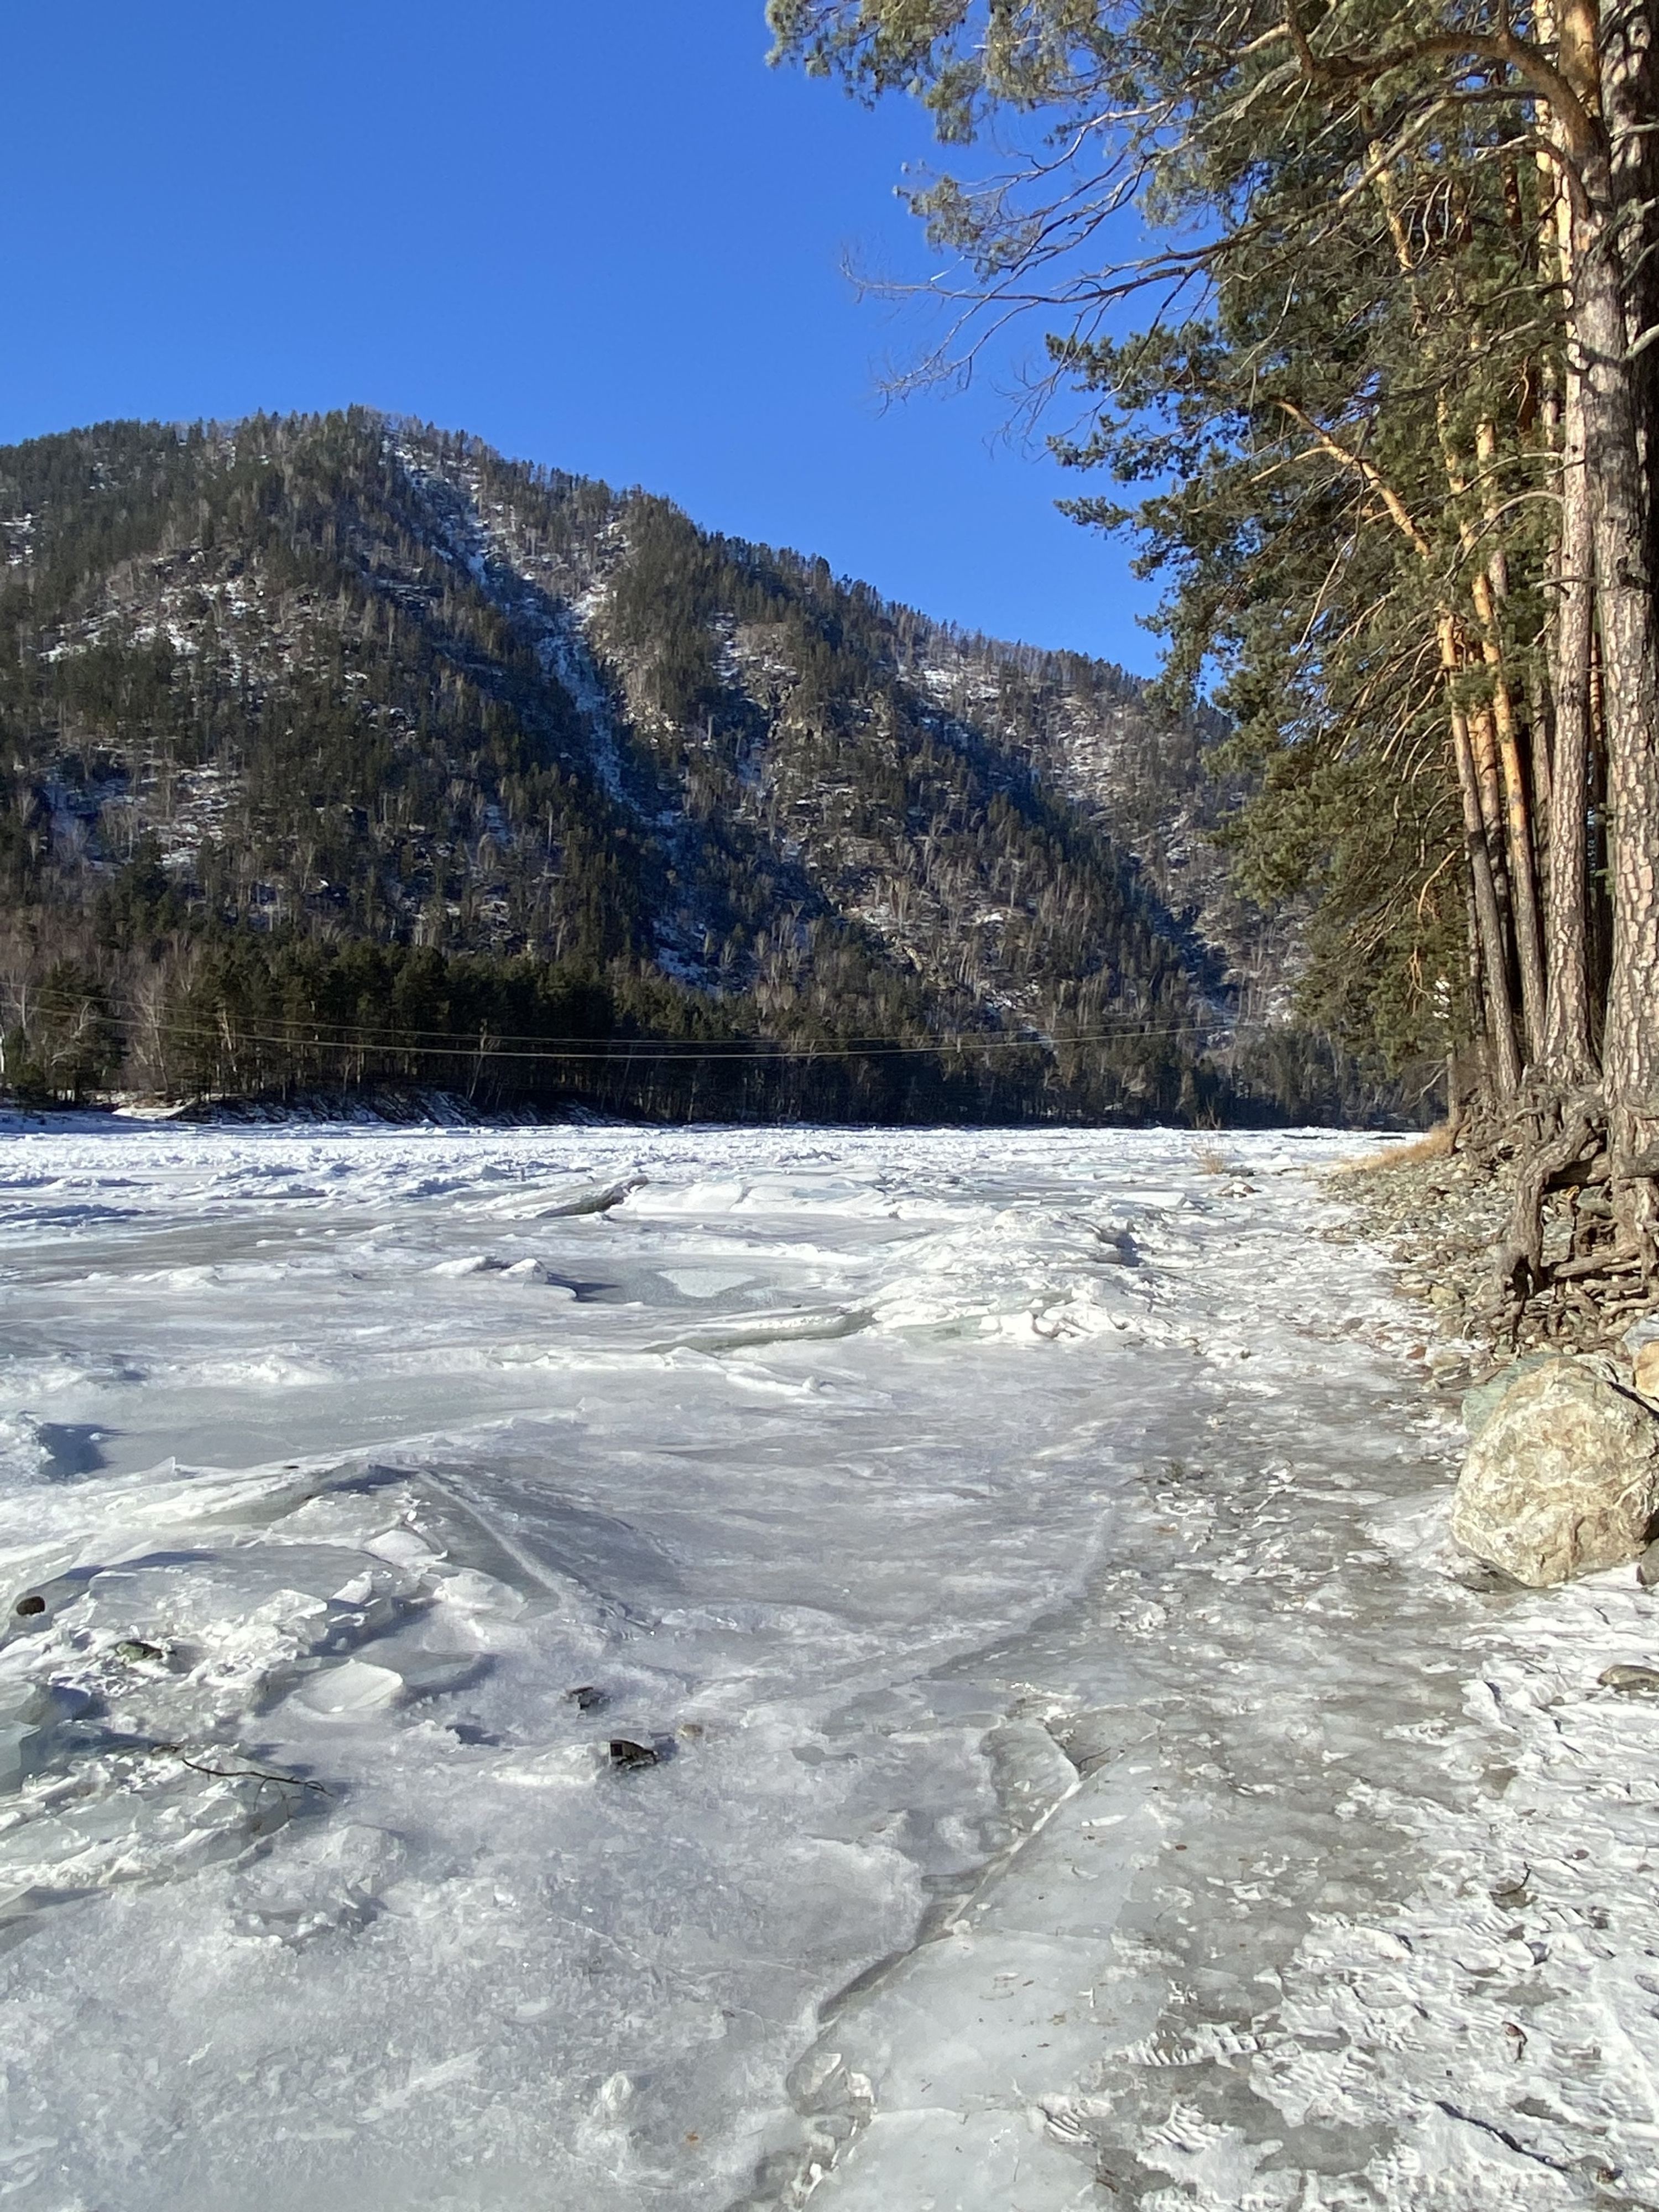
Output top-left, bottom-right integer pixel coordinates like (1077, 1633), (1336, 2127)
(769, 0), (1659, 1337)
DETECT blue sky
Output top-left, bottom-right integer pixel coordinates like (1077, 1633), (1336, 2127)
(0, 2), (1157, 669)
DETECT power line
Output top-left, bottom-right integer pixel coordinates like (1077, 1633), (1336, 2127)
(96, 991), (1221, 1061)
(119, 1004), (1219, 1067)
(114, 1000), (1201, 1052)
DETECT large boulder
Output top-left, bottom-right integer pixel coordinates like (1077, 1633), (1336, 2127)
(1452, 1358), (1659, 1586)
(1460, 1352), (1557, 1439)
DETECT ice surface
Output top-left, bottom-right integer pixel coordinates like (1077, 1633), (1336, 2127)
(0, 1121), (1651, 2206)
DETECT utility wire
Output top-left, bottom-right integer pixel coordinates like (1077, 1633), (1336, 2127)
(97, 992), (1214, 1055)
(118, 1006), (1222, 1067)
(95, 990), (1226, 1061)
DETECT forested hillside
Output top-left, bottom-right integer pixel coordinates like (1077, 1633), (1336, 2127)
(0, 410), (1344, 1122)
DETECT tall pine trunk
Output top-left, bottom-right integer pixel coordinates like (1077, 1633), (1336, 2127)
(1578, 229), (1659, 1210)
(1458, 415), (1550, 1059)
(1553, 0), (1659, 1248)
(1447, 651), (1525, 1097)
(1543, 355), (1598, 1077)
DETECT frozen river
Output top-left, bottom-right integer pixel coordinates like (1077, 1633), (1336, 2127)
(1, 1120), (1656, 2210)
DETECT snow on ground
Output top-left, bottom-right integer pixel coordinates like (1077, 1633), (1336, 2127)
(0, 1120), (1655, 2209)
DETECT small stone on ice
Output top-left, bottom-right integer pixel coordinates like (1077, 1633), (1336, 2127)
(1598, 1663), (1659, 1694)
(567, 1686), (606, 1712)
(13, 1595), (45, 1618)
(609, 1738), (658, 1770)
(114, 1639), (164, 1663)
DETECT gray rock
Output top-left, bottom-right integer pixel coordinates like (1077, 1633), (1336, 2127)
(1461, 1354), (1558, 1439)
(608, 1738), (659, 1771)
(1599, 1663), (1659, 1694)
(1451, 1358), (1659, 1586)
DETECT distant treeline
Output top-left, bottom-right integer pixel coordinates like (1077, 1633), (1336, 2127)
(3, 922), (1400, 1128)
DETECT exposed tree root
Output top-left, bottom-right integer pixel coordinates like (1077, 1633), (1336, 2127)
(1472, 1085), (1659, 1350)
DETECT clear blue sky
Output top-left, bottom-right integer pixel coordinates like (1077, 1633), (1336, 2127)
(0, 2), (1157, 670)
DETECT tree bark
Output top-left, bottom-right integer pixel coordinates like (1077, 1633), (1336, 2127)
(1526, 658), (1554, 892)
(1473, 592), (1548, 1058)
(1573, 185), (1659, 1209)
(1605, 0), (1659, 571)
(1467, 418), (1550, 1058)
(1434, 404), (1525, 1034)
(1448, 667), (1525, 1097)
(1543, 356), (1598, 1077)
(1549, 0), (1659, 1253)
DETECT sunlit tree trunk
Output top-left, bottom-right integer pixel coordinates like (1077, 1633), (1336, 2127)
(1559, 0), (1659, 1241)
(1446, 632), (1525, 1095)
(1470, 421), (1550, 1061)
(1543, 356), (1598, 1077)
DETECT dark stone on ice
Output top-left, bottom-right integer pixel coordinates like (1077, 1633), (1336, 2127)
(13, 1595), (45, 1618)
(609, 1738), (659, 1771)
(567, 1686), (607, 1712)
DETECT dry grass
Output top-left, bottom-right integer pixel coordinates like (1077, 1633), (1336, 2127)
(1332, 1123), (1453, 1176)
(1193, 1146), (1240, 1176)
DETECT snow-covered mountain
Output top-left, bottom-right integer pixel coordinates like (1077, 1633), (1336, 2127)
(0, 410), (1332, 1120)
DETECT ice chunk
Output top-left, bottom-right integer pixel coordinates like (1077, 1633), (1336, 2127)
(0, 1720), (44, 1790)
(431, 1567), (525, 1618)
(363, 1527), (439, 1571)
(285, 1660), (403, 1718)
(500, 1258), (578, 1296)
